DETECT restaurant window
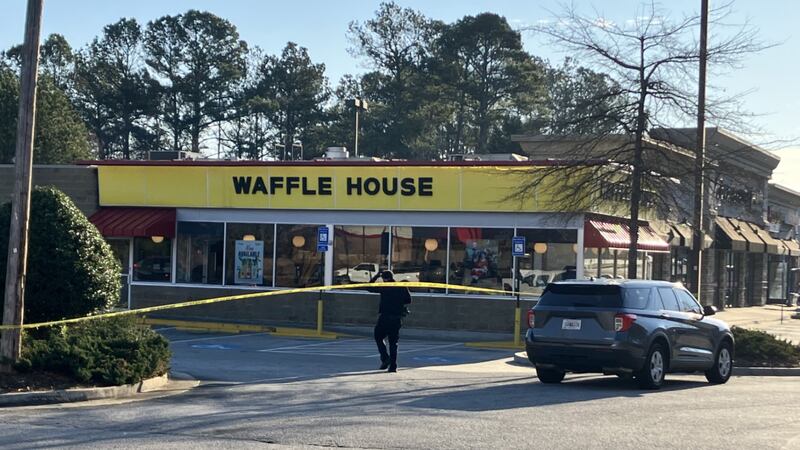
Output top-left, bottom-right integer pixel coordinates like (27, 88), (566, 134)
(598, 248), (616, 279)
(449, 227), (513, 294)
(132, 236), (172, 282)
(333, 226), (389, 284)
(392, 226), (448, 292)
(176, 222), (224, 285)
(768, 256), (787, 301)
(275, 224), (324, 288)
(583, 248), (599, 278)
(671, 247), (689, 284)
(513, 229), (577, 297)
(225, 223), (274, 286)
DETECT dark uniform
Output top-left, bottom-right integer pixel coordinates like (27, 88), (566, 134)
(367, 270), (411, 372)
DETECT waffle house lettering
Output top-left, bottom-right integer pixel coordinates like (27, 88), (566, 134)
(232, 176), (433, 197)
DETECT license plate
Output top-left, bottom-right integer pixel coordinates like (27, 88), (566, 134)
(562, 319), (582, 330)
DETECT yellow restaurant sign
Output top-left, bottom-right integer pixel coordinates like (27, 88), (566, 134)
(97, 164), (563, 212)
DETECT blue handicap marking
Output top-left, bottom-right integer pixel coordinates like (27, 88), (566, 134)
(191, 344), (238, 350)
(317, 226), (330, 252)
(512, 236), (526, 257)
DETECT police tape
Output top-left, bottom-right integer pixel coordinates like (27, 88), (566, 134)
(0, 281), (535, 331)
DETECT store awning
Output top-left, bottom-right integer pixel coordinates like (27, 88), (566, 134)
(783, 239), (800, 257)
(714, 217), (747, 252)
(89, 207), (176, 238)
(584, 219), (670, 252)
(742, 221), (782, 255)
(727, 218), (765, 253)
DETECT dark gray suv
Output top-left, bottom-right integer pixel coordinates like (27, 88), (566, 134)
(525, 280), (734, 389)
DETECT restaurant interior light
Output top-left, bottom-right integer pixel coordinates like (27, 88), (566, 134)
(151, 236), (164, 244)
(292, 235), (306, 248)
(424, 238), (439, 252)
(243, 234), (256, 241)
(533, 242), (548, 254)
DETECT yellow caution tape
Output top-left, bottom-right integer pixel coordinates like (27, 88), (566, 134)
(0, 282), (536, 331)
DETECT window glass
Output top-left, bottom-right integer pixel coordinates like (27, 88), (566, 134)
(176, 222), (224, 284)
(225, 223), (274, 286)
(391, 226), (447, 292)
(449, 227), (512, 294)
(623, 288), (651, 309)
(513, 229), (577, 296)
(657, 287), (680, 311)
(614, 250), (629, 279)
(132, 237), (172, 282)
(671, 247), (689, 284)
(333, 226), (389, 284)
(538, 284), (622, 307)
(107, 239), (130, 274)
(596, 248), (617, 279)
(675, 289), (702, 314)
(275, 224), (324, 287)
(768, 258), (787, 301)
(583, 248), (599, 278)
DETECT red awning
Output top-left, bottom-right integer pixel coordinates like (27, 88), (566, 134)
(89, 207), (176, 238)
(585, 219), (670, 253)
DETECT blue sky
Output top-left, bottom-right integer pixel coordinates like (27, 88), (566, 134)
(2, 1), (799, 187)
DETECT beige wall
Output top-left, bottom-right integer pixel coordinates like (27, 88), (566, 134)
(131, 284), (536, 333)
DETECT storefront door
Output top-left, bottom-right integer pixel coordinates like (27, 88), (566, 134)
(108, 238), (132, 309)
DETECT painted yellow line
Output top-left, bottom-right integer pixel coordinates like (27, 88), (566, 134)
(141, 318), (277, 334)
(0, 282), (529, 331)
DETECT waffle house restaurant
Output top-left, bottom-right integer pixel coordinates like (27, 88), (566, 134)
(87, 160), (670, 332)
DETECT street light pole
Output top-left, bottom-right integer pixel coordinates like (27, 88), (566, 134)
(349, 98), (368, 158)
(1, 0), (44, 369)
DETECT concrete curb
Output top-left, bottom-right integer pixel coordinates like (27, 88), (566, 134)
(0, 373), (180, 407)
(512, 351), (800, 376)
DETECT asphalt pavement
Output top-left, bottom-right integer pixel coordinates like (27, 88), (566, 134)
(1, 328), (800, 449)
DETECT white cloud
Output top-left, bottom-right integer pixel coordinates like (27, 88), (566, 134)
(771, 147), (800, 192)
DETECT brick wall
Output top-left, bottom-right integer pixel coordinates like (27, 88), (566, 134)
(131, 284), (536, 333)
(0, 165), (99, 216)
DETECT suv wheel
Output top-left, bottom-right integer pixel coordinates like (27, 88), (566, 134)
(705, 341), (733, 384)
(637, 343), (667, 389)
(536, 365), (565, 384)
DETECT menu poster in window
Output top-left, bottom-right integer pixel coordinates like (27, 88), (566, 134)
(234, 240), (264, 285)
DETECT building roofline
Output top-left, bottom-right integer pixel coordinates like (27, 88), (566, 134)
(76, 159), (587, 168)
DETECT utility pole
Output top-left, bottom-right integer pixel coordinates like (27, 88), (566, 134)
(690, 0), (709, 301)
(1, 0), (44, 369)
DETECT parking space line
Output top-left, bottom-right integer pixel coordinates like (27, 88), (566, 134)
(170, 332), (272, 344)
(257, 338), (367, 352)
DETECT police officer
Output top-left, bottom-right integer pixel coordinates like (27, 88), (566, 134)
(367, 270), (411, 372)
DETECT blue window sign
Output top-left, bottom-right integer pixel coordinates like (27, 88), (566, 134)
(317, 226), (330, 251)
(512, 236), (525, 257)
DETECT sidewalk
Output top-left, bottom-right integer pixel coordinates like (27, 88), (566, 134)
(716, 304), (800, 344)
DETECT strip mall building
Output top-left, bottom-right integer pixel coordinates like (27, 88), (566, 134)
(1, 129), (798, 333)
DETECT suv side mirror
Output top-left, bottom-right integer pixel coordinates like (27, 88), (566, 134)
(702, 305), (717, 316)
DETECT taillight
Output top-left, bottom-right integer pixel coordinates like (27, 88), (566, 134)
(614, 313), (637, 332)
(527, 310), (536, 328)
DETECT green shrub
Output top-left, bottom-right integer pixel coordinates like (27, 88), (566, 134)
(732, 326), (800, 367)
(17, 316), (171, 386)
(0, 186), (120, 325)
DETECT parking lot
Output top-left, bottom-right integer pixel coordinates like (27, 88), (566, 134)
(2, 328), (800, 449)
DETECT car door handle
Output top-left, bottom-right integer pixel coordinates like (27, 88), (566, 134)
(660, 313), (670, 319)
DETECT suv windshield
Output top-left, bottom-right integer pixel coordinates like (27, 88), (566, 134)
(537, 284), (623, 308)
